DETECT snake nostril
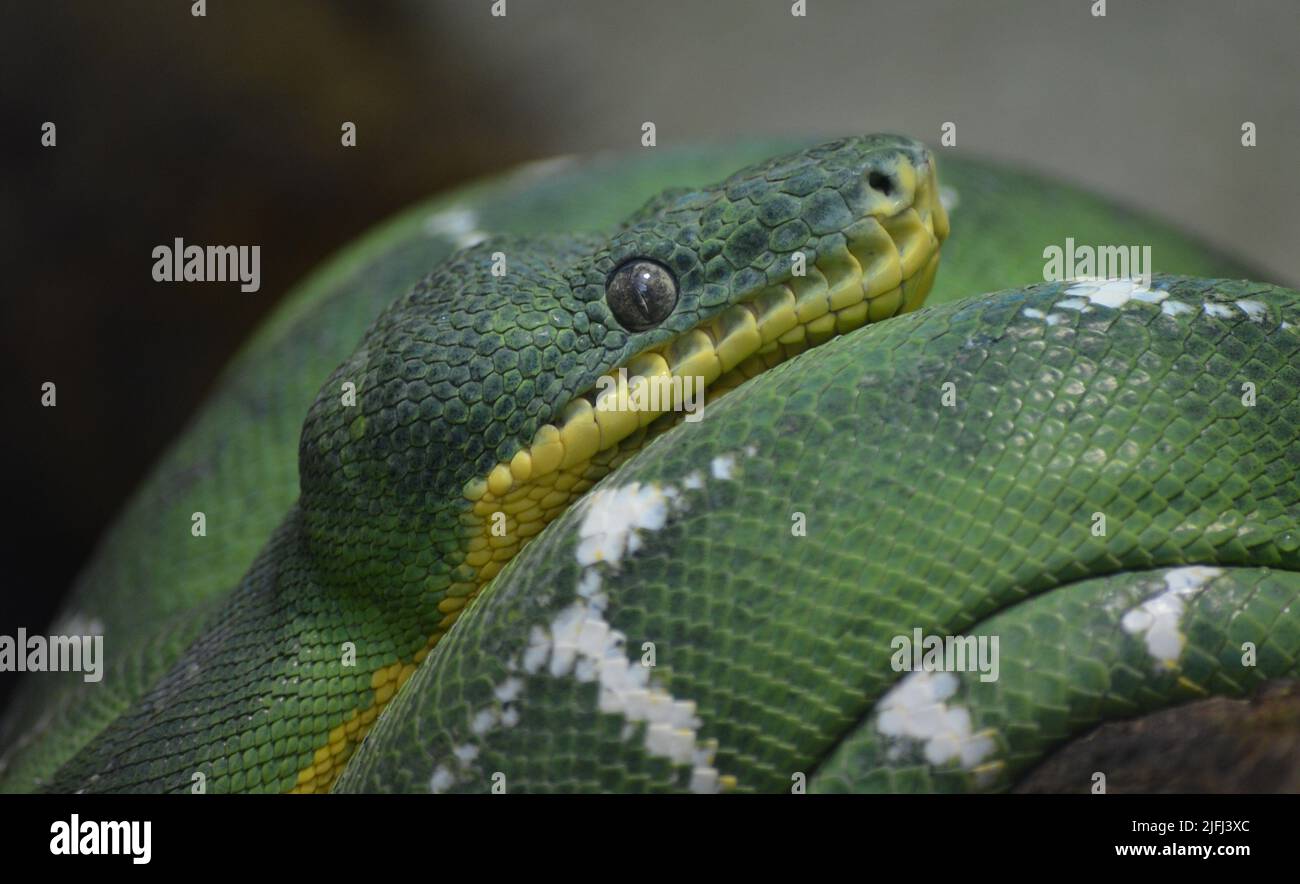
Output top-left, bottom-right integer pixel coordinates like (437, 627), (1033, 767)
(867, 171), (896, 196)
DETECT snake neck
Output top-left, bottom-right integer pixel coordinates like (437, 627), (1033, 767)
(293, 244), (599, 623)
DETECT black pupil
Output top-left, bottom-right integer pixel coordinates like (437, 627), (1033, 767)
(631, 269), (655, 302)
(607, 260), (677, 331)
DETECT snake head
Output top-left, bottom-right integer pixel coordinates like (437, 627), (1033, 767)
(538, 133), (948, 477)
(573, 133), (947, 375)
(297, 135), (947, 601)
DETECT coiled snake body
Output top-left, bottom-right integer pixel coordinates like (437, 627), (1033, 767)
(2, 135), (1297, 793)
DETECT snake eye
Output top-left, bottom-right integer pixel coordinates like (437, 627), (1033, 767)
(605, 259), (678, 331)
(867, 171), (896, 196)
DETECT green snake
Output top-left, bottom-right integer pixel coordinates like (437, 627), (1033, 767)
(3, 135), (1298, 793)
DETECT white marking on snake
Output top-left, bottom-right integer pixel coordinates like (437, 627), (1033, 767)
(494, 677), (523, 703)
(423, 206), (489, 250)
(1235, 300), (1267, 321)
(1203, 303), (1236, 318)
(1121, 566), (1223, 666)
(1054, 297), (1089, 311)
(1161, 300), (1194, 316)
(1022, 307), (1070, 326)
(470, 709), (497, 736)
(1064, 278), (1170, 309)
(575, 483), (675, 567)
(429, 766), (456, 792)
(875, 670), (996, 770)
(710, 455), (736, 480)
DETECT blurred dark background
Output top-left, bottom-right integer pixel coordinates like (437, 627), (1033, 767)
(0, 1), (551, 686)
(1, 0), (1297, 711)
